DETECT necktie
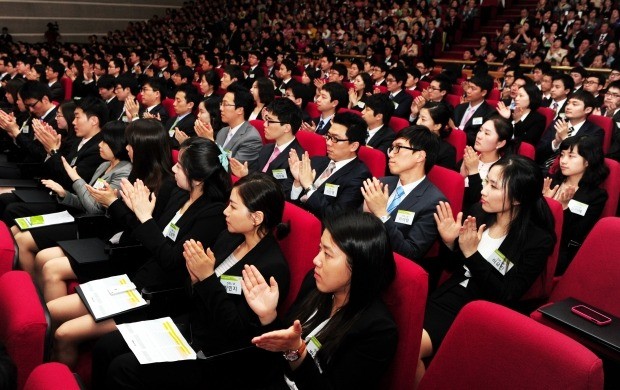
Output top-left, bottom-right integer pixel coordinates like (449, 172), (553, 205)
(567, 126), (574, 137)
(223, 129), (235, 148)
(262, 147), (281, 173)
(552, 102), (559, 116)
(389, 93), (395, 100)
(169, 117), (181, 136)
(315, 161), (336, 187)
(459, 106), (474, 129)
(387, 186), (405, 214)
(316, 120), (325, 135)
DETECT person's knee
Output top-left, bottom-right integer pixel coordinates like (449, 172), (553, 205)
(42, 260), (62, 283)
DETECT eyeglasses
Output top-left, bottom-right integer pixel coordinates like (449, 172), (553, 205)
(388, 144), (421, 154)
(25, 99), (40, 109)
(584, 80), (599, 85)
(265, 118), (285, 125)
(140, 87), (153, 92)
(605, 92), (620, 98)
(219, 102), (236, 107)
(324, 133), (349, 143)
(386, 78), (397, 83)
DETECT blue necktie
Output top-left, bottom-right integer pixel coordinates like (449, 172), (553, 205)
(387, 186), (405, 214)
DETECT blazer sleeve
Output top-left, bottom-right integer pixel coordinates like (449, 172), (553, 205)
(515, 112), (547, 146)
(562, 187), (608, 246)
(536, 122), (557, 164)
(233, 129), (263, 170)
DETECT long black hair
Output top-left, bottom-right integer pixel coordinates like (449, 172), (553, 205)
(291, 212), (395, 362)
(125, 119), (172, 194)
(178, 137), (231, 203)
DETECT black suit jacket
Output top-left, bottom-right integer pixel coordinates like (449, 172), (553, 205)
(389, 90), (414, 119)
(296, 157), (371, 219)
(513, 109), (547, 146)
(244, 66), (265, 88)
(139, 103), (170, 123)
(11, 106), (59, 165)
(312, 116), (332, 136)
(255, 139), (305, 197)
(437, 139), (457, 171)
(165, 113), (197, 149)
(536, 120), (604, 166)
(605, 110), (620, 161)
(106, 97), (124, 123)
(49, 81), (65, 102)
(380, 176), (447, 259)
(367, 126), (396, 155)
(453, 102), (496, 145)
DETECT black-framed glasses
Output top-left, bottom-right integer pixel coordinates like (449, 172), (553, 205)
(25, 99), (40, 109)
(219, 102), (236, 108)
(388, 144), (421, 154)
(265, 118), (286, 125)
(324, 133), (349, 143)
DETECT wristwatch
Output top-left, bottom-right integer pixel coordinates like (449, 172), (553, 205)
(379, 215), (391, 223)
(305, 184), (317, 193)
(49, 149), (59, 156)
(283, 340), (306, 362)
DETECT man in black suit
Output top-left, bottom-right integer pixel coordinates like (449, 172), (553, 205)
(301, 81), (349, 135)
(453, 74), (496, 145)
(275, 59), (299, 96)
(362, 94), (396, 158)
(45, 61), (65, 102)
(98, 75), (124, 123)
(244, 51), (265, 89)
(371, 62), (388, 87)
(126, 77), (169, 123)
(416, 59), (435, 82)
(385, 67), (414, 119)
(114, 74), (139, 122)
(362, 125), (447, 260)
(230, 99), (305, 197)
(284, 82), (313, 123)
(537, 90), (604, 171)
(167, 83), (198, 149)
(290, 112), (371, 219)
(603, 81), (620, 161)
(540, 71), (553, 107)
(583, 74), (605, 108)
(548, 73), (573, 119)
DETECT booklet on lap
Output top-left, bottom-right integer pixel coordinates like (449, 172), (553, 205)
(75, 274), (147, 322)
(15, 210), (75, 230)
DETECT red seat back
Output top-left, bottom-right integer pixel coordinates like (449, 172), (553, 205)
(304, 102), (321, 119)
(444, 94), (461, 108)
(537, 107), (555, 130)
(162, 98), (175, 118)
(24, 363), (80, 390)
(358, 146), (386, 178)
(0, 271), (48, 389)
(517, 142), (535, 160)
(296, 131), (327, 157)
(60, 77), (72, 101)
(381, 253), (428, 390)
(389, 116), (410, 133)
(405, 89), (421, 99)
(249, 119), (270, 144)
(277, 202), (322, 313)
(374, 85), (388, 94)
(450, 84), (464, 96)
(487, 88), (500, 100)
(587, 114), (613, 154)
(445, 129), (467, 163)
(418, 81), (430, 90)
(171, 149), (179, 165)
(0, 221), (17, 277)
(420, 301), (603, 390)
(338, 107), (363, 116)
(600, 158), (620, 218)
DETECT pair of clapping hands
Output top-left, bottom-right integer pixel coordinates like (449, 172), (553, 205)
(434, 201), (486, 258)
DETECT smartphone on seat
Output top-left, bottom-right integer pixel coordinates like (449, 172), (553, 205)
(571, 305), (612, 326)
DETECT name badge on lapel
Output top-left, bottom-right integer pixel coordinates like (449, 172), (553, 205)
(472, 117), (483, 125)
(324, 183), (339, 197)
(568, 199), (589, 216)
(486, 249), (514, 275)
(272, 169), (287, 180)
(395, 210), (415, 225)
(220, 275), (242, 295)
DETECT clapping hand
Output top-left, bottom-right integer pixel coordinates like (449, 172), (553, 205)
(462, 146), (480, 175)
(41, 179), (66, 198)
(556, 184), (577, 209)
(496, 101), (511, 119)
(241, 264), (279, 325)
(542, 177), (559, 198)
(297, 152), (315, 190)
(288, 149), (302, 182)
(119, 178), (155, 223)
(433, 201), (464, 249)
(194, 119), (214, 140)
(229, 157), (249, 178)
(32, 119), (61, 153)
(252, 320), (304, 353)
(174, 128), (189, 144)
(183, 239), (216, 283)
(61, 156), (81, 182)
(459, 216), (486, 258)
(361, 177), (390, 217)
(86, 181), (118, 207)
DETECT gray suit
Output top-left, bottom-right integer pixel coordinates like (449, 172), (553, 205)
(59, 160), (132, 214)
(215, 121), (263, 170)
(380, 176), (447, 260)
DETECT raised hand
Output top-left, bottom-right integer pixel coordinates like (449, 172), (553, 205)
(183, 240), (216, 282)
(174, 128), (189, 144)
(194, 119), (214, 141)
(61, 156), (80, 182)
(288, 148), (302, 182)
(252, 320), (304, 353)
(241, 264), (279, 325)
(41, 179), (66, 198)
(229, 157), (249, 178)
(361, 177), (390, 217)
(542, 177), (559, 198)
(496, 101), (511, 119)
(298, 152), (315, 190)
(433, 201), (464, 249)
(86, 182), (118, 207)
(463, 146), (480, 175)
(459, 216), (486, 258)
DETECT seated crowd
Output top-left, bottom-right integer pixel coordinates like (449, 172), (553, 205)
(0, 0), (618, 388)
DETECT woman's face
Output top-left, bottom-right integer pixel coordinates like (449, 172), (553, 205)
(126, 144), (134, 162)
(312, 229), (352, 297)
(480, 165), (511, 214)
(200, 76), (212, 95)
(480, 36), (488, 46)
(56, 110), (68, 130)
(197, 102), (211, 124)
(475, 120), (503, 153)
(559, 145), (588, 177)
(98, 140), (115, 161)
(223, 187), (257, 234)
(550, 23), (558, 33)
(172, 151), (191, 191)
(416, 108), (440, 134)
(515, 87), (531, 109)
(250, 81), (260, 102)
(354, 75), (365, 92)
(301, 71), (310, 85)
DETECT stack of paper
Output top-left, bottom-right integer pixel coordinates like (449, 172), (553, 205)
(15, 210), (75, 230)
(76, 274), (147, 322)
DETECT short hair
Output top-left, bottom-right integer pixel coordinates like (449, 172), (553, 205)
(607, 80), (620, 91)
(468, 73), (494, 95)
(234, 172), (285, 237)
(201, 70), (221, 91)
(331, 63), (348, 80)
(247, 50), (262, 61)
(75, 96), (109, 127)
(18, 80), (52, 101)
(570, 89), (597, 111)
(396, 125), (440, 173)
(97, 74), (116, 90)
(115, 74), (139, 95)
(332, 112), (367, 150)
(110, 58), (124, 71)
(533, 62), (551, 73)
(287, 83), (314, 109)
(176, 83), (200, 107)
(519, 82), (543, 110)
(552, 72), (575, 92)
(174, 66), (194, 82)
(144, 77), (167, 96)
(224, 64), (245, 83)
(321, 82), (349, 111)
(433, 74), (452, 93)
(406, 66), (422, 80)
(374, 61), (389, 74)
(365, 93), (394, 125)
(587, 73), (606, 87)
(265, 98), (303, 134)
(555, 135), (609, 189)
(280, 59), (297, 75)
(47, 60), (64, 76)
(4, 78), (25, 102)
(570, 66), (588, 78)
(350, 59), (364, 72)
(158, 53), (171, 64)
(227, 82), (254, 120)
(95, 59), (108, 72)
(387, 67), (407, 89)
(321, 51), (336, 65)
(101, 120), (129, 160)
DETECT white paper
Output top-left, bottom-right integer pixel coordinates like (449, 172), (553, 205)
(15, 210), (75, 230)
(116, 317), (196, 364)
(78, 274), (147, 321)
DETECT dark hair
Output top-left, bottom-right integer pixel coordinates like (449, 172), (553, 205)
(331, 63), (348, 80)
(433, 74), (452, 93)
(174, 66), (193, 82)
(200, 98), (224, 133)
(322, 82), (349, 111)
(175, 83), (200, 108)
(4, 78), (25, 104)
(265, 98), (303, 134)
(480, 156), (556, 265)
(365, 93), (394, 125)
(357, 73), (374, 95)
(101, 121), (129, 160)
(226, 82), (254, 120)
(47, 60), (64, 77)
(110, 58), (124, 72)
(303, 68), (321, 85)
(569, 89), (596, 111)
(519, 82), (543, 110)
(570, 66), (588, 78)
(588, 73), (606, 87)
(201, 70), (221, 92)
(18, 80), (52, 101)
(321, 51), (336, 65)
(280, 59), (297, 75)
(253, 77), (275, 105)
(291, 211), (395, 362)
(97, 74), (116, 90)
(75, 96), (109, 127)
(58, 100), (76, 135)
(178, 138), (232, 202)
(387, 67), (407, 89)
(333, 112), (367, 150)
(482, 115), (514, 155)
(233, 172), (285, 238)
(125, 119), (173, 194)
(552, 73), (574, 92)
(421, 101), (453, 138)
(468, 74), (494, 96)
(115, 74), (139, 96)
(287, 83), (314, 109)
(554, 135), (609, 188)
(397, 125), (440, 172)
(224, 64), (245, 84)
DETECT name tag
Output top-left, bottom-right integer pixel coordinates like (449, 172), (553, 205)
(169, 129), (175, 137)
(395, 210), (415, 225)
(272, 169), (287, 180)
(559, 113), (566, 120)
(249, 73), (255, 78)
(324, 183), (339, 197)
(220, 275), (242, 295)
(122, 116), (129, 123)
(356, 101), (366, 109)
(472, 117), (483, 125)
(306, 336), (322, 359)
(486, 249), (514, 276)
(93, 178), (106, 189)
(568, 199), (589, 216)
(21, 124), (29, 134)
(393, 101), (399, 110)
(616, 122), (620, 129)
(164, 223), (179, 241)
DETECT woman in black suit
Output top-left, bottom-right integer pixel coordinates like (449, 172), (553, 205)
(46, 137), (231, 368)
(92, 173), (291, 389)
(242, 211), (398, 389)
(497, 81), (547, 146)
(543, 136), (609, 275)
(418, 156), (555, 384)
(416, 101), (457, 170)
